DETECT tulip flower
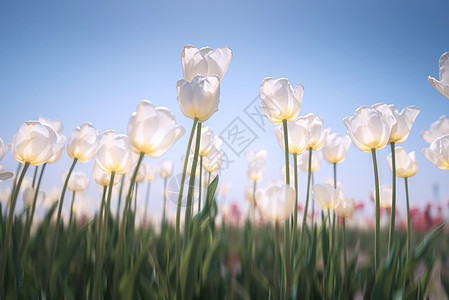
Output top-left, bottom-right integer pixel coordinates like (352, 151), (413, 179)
(95, 131), (136, 175)
(245, 149), (267, 164)
(312, 183), (343, 211)
(67, 122), (100, 163)
(259, 78), (304, 125)
(422, 134), (449, 170)
(344, 105), (395, 271)
(256, 181), (295, 297)
(23, 187), (45, 208)
(421, 115), (449, 144)
(379, 185), (393, 209)
(203, 149), (224, 173)
(372, 104), (419, 251)
(248, 162), (265, 183)
(335, 198), (355, 218)
(0, 166), (13, 182)
(159, 160), (174, 179)
(0, 138), (10, 161)
(64, 171), (90, 192)
(324, 133), (351, 165)
(298, 150), (323, 173)
(93, 162), (122, 187)
(38, 116), (66, 164)
(428, 51), (449, 100)
(128, 100), (185, 157)
(387, 147), (418, 178)
(176, 75), (221, 123)
(190, 126), (218, 157)
(181, 45), (233, 83)
(275, 117), (310, 155)
(12, 121), (63, 166)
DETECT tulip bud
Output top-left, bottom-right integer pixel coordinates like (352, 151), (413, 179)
(379, 185), (393, 209)
(128, 100), (185, 157)
(96, 130), (136, 175)
(298, 150), (323, 173)
(256, 181), (295, 222)
(275, 118), (310, 155)
(260, 78), (304, 125)
(38, 117), (66, 164)
(248, 162), (265, 182)
(176, 75), (221, 122)
(181, 45), (233, 83)
(422, 134), (449, 170)
(23, 187), (45, 208)
(144, 164), (157, 183)
(387, 147), (418, 178)
(159, 160), (173, 179)
(313, 183), (343, 210)
(67, 122), (100, 163)
(421, 115), (449, 144)
(0, 138), (11, 161)
(323, 133), (351, 164)
(12, 121), (63, 166)
(335, 198), (356, 218)
(245, 149), (267, 164)
(191, 127), (219, 157)
(93, 162), (122, 187)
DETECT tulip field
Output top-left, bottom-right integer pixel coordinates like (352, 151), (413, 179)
(1, 46), (449, 300)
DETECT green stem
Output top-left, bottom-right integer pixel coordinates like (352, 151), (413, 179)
(175, 118), (198, 280)
(143, 182), (151, 226)
(31, 165), (38, 187)
(112, 152), (145, 300)
(116, 175), (125, 221)
(405, 177), (411, 258)
(19, 163), (46, 259)
(388, 142), (396, 252)
(281, 119), (291, 288)
(371, 149), (380, 275)
(290, 153), (299, 269)
(95, 186), (107, 277)
(45, 158), (77, 293)
(282, 119), (290, 185)
(0, 162), (30, 285)
(274, 221), (280, 300)
(198, 156), (203, 213)
(185, 122), (202, 238)
(162, 178), (167, 225)
(252, 181), (257, 224)
(343, 217), (347, 271)
(68, 191), (76, 232)
(93, 171), (116, 299)
(300, 147), (313, 245)
(133, 182), (138, 228)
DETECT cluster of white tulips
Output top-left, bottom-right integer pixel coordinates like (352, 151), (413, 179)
(0, 46), (447, 299)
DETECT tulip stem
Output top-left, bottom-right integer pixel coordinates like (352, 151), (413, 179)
(371, 149), (380, 275)
(19, 163), (46, 260)
(252, 181), (257, 224)
(175, 118), (198, 283)
(116, 175), (125, 222)
(388, 142), (396, 253)
(405, 177), (411, 258)
(93, 171), (116, 299)
(68, 191), (76, 232)
(162, 178), (167, 225)
(0, 162), (30, 286)
(46, 158), (77, 294)
(343, 217), (347, 271)
(143, 182), (151, 226)
(282, 119), (290, 185)
(94, 186), (107, 278)
(274, 220), (280, 300)
(198, 156), (203, 213)
(300, 147), (313, 246)
(291, 153), (299, 265)
(281, 119), (291, 286)
(185, 122), (202, 239)
(112, 152), (145, 300)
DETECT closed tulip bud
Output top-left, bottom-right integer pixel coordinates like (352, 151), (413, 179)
(372, 104), (420, 144)
(248, 162), (265, 182)
(421, 115), (449, 144)
(144, 164), (157, 182)
(93, 162), (122, 187)
(12, 121), (63, 166)
(428, 51), (449, 100)
(379, 185), (393, 209)
(256, 181), (295, 222)
(23, 187), (45, 208)
(38, 117), (66, 164)
(422, 134), (449, 170)
(181, 45), (233, 83)
(96, 131), (136, 175)
(245, 149), (267, 164)
(0, 138), (11, 161)
(324, 133), (351, 164)
(260, 78), (304, 125)
(275, 118), (310, 155)
(176, 75), (221, 122)
(128, 100), (185, 157)
(298, 150), (323, 173)
(313, 183), (343, 210)
(67, 122), (100, 163)
(304, 114), (329, 150)
(387, 147), (418, 178)
(159, 160), (173, 179)
(191, 127), (220, 157)
(343, 106), (396, 153)
(335, 198), (355, 218)
(203, 149), (224, 173)
(64, 171), (90, 192)
(0, 166), (13, 182)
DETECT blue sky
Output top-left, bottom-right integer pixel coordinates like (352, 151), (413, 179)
(1, 0), (449, 220)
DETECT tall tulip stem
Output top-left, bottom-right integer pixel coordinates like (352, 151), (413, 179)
(112, 152), (145, 300)
(274, 220), (280, 300)
(143, 182), (151, 226)
(0, 162), (30, 285)
(46, 158), (77, 293)
(371, 149), (380, 274)
(68, 191), (76, 232)
(281, 119), (291, 285)
(300, 147), (313, 245)
(116, 175), (125, 222)
(175, 118), (198, 277)
(291, 153), (299, 265)
(405, 177), (411, 257)
(162, 178), (168, 224)
(93, 171), (116, 299)
(388, 142), (397, 252)
(198, 156), (203, 213)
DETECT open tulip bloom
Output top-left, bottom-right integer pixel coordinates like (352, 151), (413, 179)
(428, 51), (449, 100)
(421, 115), (449, 144)
(422, 134), (449, 170)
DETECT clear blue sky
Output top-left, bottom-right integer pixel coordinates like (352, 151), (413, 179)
(1, 0), (449, 220)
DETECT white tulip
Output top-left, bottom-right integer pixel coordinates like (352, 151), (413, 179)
(428, 51), (449, 100)
(248, 162), (265, 182)
(245, 149), (267, 164)
(38, 117), (66, 164)
(159, 160), (173, 179)
(422, 134), (449, 170)
(256, 181), (295, 222)
(67, 122), (100, 163)
(64, 171), (90, 192)
(0, 138), (11, 161)
(275, 117), (310, 154)
(323, 133), (351, 164)
(421, 115), (449, 144)
(313, 183), (343, 210)
(335, 198), (355, 218)
(379, 185), (393, 209)
(387, 147), (418, 178)
(298, 150), (323, 173)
